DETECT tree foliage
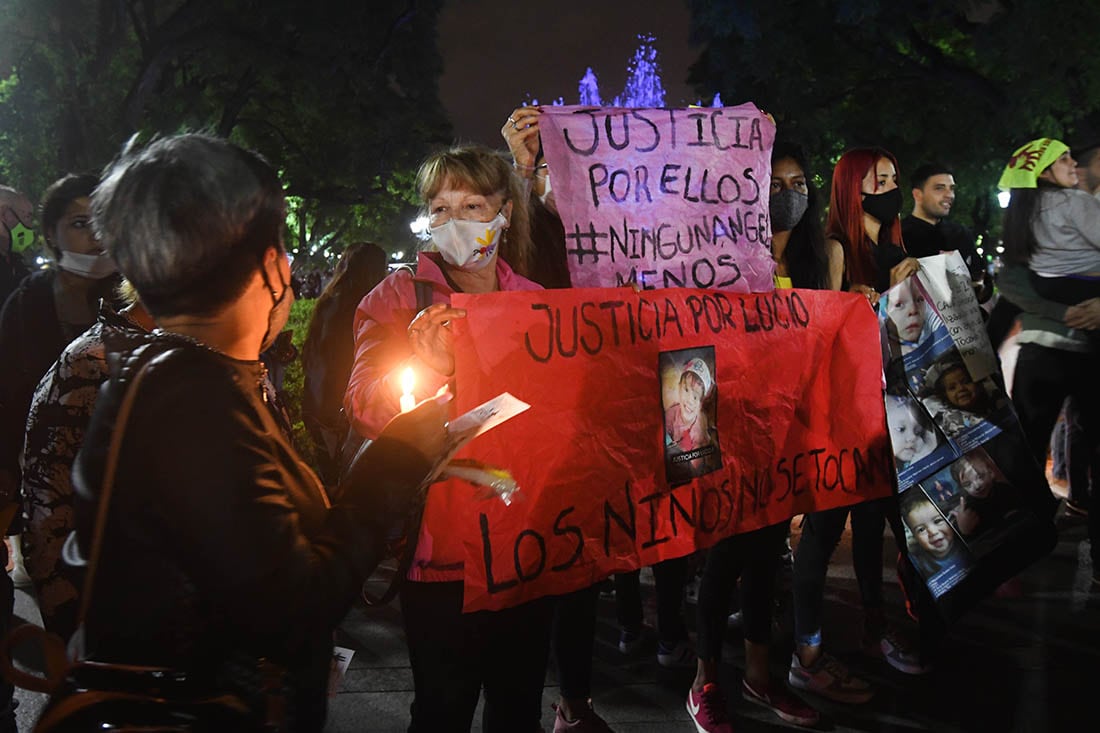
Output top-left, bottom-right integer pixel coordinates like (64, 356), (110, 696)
(0, 0), (451, 262)
(687, 0), (1100, 238)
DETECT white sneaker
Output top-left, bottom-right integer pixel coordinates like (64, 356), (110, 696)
(9, 563), (31, 589)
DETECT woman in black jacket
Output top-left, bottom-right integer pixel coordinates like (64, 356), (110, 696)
(72, 133), (450, 731)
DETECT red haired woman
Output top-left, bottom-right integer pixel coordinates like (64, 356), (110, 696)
(825, 147), (920, 300)
(788, 148), (933, 703)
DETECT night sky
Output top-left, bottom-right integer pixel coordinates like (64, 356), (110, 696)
(437, 0), (698, 147)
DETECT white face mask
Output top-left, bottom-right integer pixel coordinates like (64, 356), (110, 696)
(57, 250), (118, 280)
(429, 212), (507, 272)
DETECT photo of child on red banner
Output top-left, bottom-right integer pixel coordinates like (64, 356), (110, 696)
(660, 347), (722, 484)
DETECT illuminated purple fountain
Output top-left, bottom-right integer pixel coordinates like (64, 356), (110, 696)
(526, 34), (721, 108)
(612, 34), (666, 107)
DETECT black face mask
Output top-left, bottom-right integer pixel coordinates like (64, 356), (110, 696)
(861, 187), (902, 224)
(259, 261), (293, 353)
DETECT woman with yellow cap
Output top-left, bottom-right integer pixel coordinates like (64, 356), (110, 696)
(998, 138), (1100, 581)
(1001, 138), (1100, 309)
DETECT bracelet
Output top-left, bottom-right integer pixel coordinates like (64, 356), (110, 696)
(512, 162), (549, 171)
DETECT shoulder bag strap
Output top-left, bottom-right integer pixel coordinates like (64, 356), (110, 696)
(413, 278), (433, 313)
(77, 353), (164, 626)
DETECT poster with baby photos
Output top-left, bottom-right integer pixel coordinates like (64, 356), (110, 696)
(879, 274), (1016, 489)
(881, 264), (1056, 619)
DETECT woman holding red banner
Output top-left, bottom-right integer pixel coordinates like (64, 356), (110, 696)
(787, 147), (936, 705)
(343, 145), (555, 733)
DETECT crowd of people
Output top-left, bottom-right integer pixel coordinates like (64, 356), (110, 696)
(0, 107), (1096, 733)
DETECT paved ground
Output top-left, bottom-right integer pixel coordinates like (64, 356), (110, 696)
(11, 494), (1099, 732)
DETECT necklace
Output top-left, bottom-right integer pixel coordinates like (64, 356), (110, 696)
(152, 329), (270, 402)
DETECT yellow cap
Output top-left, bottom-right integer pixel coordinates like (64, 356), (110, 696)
(997, 138), (1069, 190)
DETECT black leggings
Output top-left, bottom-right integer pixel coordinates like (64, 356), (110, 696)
(695, 522), (787, 661)
(792, 497), (945, 659)
(552, 583), (599, 701)
(792, 500), (889, 646)
(614, 557), (689, 644)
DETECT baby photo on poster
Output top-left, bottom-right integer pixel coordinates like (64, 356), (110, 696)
(899, 486), (974, 598)
(660, 346), (722, 485)
(885, 387), (955, 490)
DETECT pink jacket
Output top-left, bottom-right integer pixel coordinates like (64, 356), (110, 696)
(343, 251), (542, 580)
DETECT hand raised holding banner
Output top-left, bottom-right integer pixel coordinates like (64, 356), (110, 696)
(502, 106), (543, 172)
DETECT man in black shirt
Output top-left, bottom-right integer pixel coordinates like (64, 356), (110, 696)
(901, 164), (986, 286)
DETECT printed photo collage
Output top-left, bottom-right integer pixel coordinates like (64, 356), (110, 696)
(881, 277), (1027, 598)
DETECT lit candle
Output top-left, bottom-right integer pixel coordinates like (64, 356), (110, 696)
(399, 367), (416, 412)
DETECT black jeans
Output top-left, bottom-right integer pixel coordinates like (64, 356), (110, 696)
(401, 580), (553, 733)
(695, 522), (787, 661)
(1013, 343), (1100, 563)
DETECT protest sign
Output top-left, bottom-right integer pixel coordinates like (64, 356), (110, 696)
(879, 273), (1015, 489)
(916, 252), (999, 381)
(880, 263), (1055, 613)
(441, 286), (892, 612)
(538, 105), (778, 292)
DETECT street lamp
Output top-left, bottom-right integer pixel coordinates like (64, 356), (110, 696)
(997, 190), (1011, 208)
(409, 215), (430, 240)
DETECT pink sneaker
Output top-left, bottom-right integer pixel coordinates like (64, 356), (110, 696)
(741, 678), (820, 727)
(686, 683), (733, 733)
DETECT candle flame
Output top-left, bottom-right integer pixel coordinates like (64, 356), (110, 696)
(400, 367), (415, 395)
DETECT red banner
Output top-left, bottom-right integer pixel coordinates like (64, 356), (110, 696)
(445, 287), (892, 611)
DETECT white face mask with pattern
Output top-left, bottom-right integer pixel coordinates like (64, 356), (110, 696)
(429, 212), (507, 271)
